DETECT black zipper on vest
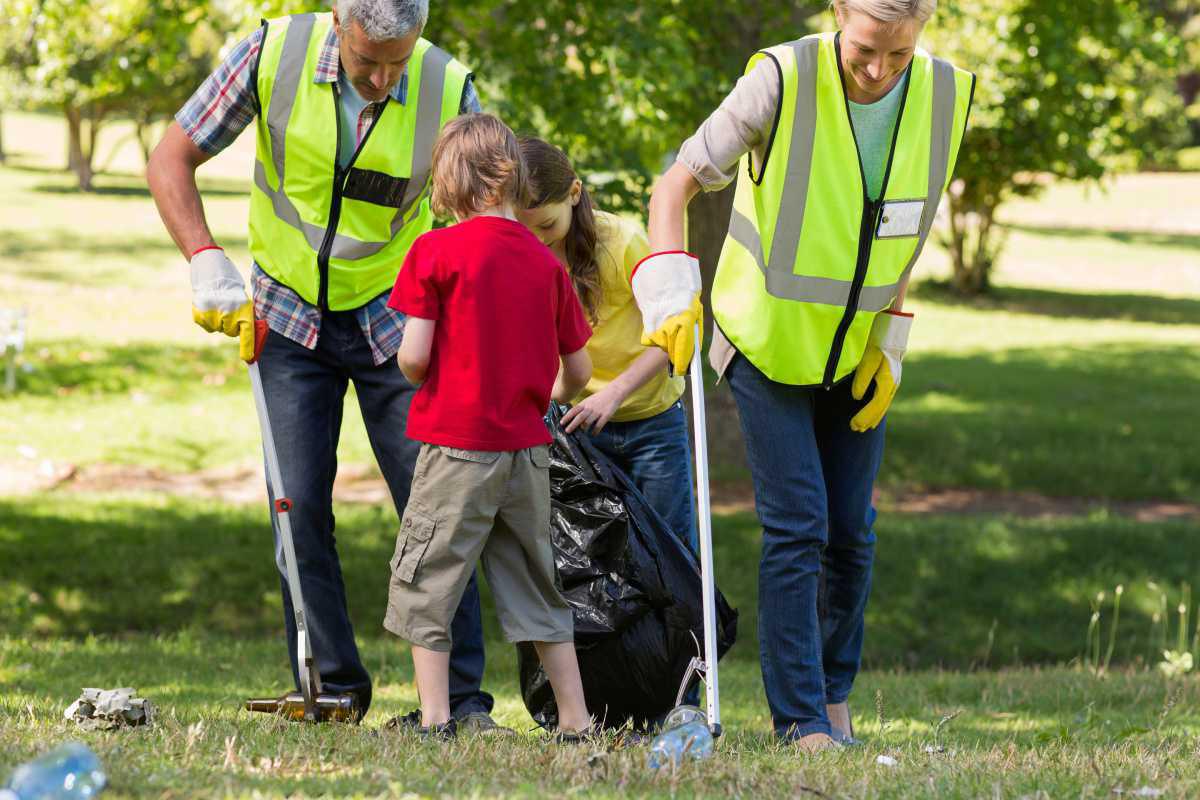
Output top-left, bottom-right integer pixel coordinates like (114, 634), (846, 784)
(822, 35), (913, 389)
(316, 82), (389, 310)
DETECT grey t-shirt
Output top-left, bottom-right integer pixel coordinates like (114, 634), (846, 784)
(678, 56), (907, 201)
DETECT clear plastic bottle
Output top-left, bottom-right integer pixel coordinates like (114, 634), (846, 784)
(1, 742), (107, 799)
(646, 705), (714, 770)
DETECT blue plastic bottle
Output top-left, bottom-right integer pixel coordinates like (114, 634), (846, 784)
(647, 705), (714, 770)
(1, 743), (107, 799)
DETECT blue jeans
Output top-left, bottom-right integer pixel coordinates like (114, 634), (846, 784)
(586, 400), (700, 706)
(257, 310), (493, 718)
(724, 352), (885, 738)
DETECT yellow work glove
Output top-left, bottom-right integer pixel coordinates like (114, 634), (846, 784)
(190, 246), (257, 362)
(641, 295), (704, 375)
(850, 310), (913, 432)
(631, 250), (704, 374)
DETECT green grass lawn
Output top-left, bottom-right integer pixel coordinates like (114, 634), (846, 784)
(2, 635), (1198, 799)
(2, 495), (1195, 668)
(2, 496), (1199, 797)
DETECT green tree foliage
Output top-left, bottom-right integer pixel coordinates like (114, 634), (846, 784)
(431, 1), (1185, 295)
(2, 0), (224, 190)
(926, 0), (1187, 293)
(428, 1), (826, 289)
(1143, 0), (1200, 145)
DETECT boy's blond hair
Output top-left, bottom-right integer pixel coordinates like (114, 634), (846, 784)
(430, 113), (529, 219)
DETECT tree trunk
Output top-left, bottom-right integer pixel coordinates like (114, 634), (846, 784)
(134, 118), (154, 166)
(944, 190), (998, 296)
(64, 104), (97, 191)
(686, 182), (736, 327)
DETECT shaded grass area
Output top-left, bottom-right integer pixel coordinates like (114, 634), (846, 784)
(0, 230), (245, 288)
(0, 341), (376, 471)
(1, 156), (251, 198)
(914, 279), (1200, 327)
(2, 495), (1195, 668)
(1002, 222), (1200, 252)
(888, 343), (1200, 501)
(705, 336), (1200, 501)
(4, 327), (1199, 498)
(0, 636), (1197, 798)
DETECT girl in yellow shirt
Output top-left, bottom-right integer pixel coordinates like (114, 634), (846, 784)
(517, 137), (698, 557)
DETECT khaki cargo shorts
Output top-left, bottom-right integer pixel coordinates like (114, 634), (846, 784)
(383, 443), (574, 651)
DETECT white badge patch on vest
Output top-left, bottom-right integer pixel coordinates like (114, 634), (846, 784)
(876, 200), (925, 239)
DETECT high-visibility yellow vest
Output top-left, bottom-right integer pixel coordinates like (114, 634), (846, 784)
(249, 13), (470, 310)
(711, 32), (974, 387)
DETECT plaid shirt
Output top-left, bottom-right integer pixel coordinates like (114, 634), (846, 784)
(177, 22), (481, 365)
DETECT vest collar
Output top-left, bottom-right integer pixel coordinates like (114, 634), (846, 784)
(313, 22), (409, 105)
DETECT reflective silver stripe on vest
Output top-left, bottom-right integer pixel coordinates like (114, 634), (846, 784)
(394, 45), (452, 230)
(894, 57), (957, 287)
(766, 38), (819, 279)
(256, 14), (328, 251)
(729, 208), (898, 311)
(733, 46), (958, 312)
(254, 18), (454, 260)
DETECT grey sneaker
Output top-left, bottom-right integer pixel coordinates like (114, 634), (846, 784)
(455, 711), (516, 737)
(382, 709), (456, 740)
(832, 729), (864, 747)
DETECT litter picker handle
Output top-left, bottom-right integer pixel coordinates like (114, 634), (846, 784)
(245, 319), (269, 365)
(245, 324), (322, 715)
(689, 322), (721, 734)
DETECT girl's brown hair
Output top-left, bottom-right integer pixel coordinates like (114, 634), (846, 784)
(518, 137), (602, 323)
(431, 113), (529, 220)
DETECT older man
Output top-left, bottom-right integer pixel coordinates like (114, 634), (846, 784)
(147, 0), (501, 730)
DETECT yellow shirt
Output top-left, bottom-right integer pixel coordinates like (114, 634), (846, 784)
(576, 211), (685, 422)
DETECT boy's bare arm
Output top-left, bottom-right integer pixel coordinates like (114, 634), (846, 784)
(398, 317), (437, 385)
(552, 346), (593, 403)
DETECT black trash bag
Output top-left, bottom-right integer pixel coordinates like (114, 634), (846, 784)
(517, 404), (738, 730)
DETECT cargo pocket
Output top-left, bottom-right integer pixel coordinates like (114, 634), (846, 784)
(391, 512), (436, 584)
(529, 446), (550, 469)
(440, 446), (502, 464)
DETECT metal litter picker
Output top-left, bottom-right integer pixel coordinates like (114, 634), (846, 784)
(686, 322), (722, 736)
(242, 320), (359, 723)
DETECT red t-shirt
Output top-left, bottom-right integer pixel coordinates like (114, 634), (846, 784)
(388, 216), (592, 450)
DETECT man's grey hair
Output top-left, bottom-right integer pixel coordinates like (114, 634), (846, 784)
(336, 0), (428, 41)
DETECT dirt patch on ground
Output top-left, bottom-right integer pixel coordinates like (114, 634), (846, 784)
(3, 459), (1197, 523)
(0, 460), (394, 505)
(710, 481), (1200, 523)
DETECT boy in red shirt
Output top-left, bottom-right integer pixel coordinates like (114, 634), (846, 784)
(383, 113), (594, 739)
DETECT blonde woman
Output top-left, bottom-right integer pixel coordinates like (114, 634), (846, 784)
(641, 0), (975, 750)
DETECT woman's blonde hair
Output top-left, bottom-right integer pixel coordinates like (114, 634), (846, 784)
(430, 113), (529, 220)
(831, 0), (936, 25)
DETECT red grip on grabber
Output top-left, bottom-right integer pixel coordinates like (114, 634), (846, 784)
(246, 319), (270, 364)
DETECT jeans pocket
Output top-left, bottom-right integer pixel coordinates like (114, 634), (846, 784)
(439, 446), (502, 464)
(391, 512), (436, 584)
